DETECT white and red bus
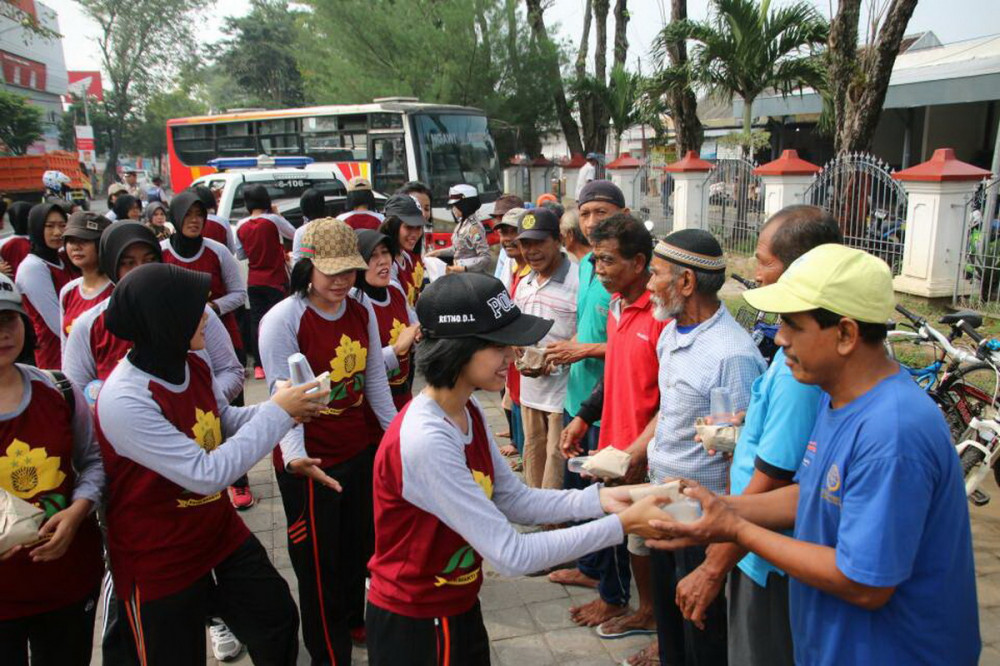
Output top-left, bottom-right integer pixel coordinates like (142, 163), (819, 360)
(166, 98), (503, 218)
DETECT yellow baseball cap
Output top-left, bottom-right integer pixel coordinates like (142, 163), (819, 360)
(743, 244), (894, 324)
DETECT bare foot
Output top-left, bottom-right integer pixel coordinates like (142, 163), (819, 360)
(569, 598), (628, 627)
(597, 608), (656, 637)
(547, 568), (598, 588)
(499, 444), (518, 457)
(626, 641), (660, 665)
(495, 430), (511, 439)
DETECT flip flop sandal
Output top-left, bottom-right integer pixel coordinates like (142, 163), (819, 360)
(620, 644), (660, 666)
(597, 623), (657, 639)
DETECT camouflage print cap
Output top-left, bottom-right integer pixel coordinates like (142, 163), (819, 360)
(299, 218), (368, 275)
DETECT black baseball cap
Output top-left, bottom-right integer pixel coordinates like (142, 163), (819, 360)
(384, 194), (425, 227)
(417, 273), (553, 345)
(516, 207), (560, 241)
(578, 180), (626, 209)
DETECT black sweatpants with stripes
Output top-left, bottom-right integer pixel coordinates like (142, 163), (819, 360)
(118, 536), (298, 666)
(366, 601), (490, 666)
(276, 448), (374, 666)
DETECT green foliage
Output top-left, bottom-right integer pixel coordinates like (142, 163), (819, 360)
(604, 64), (643, 143)
(75, 0), (205, 180)
(718, 129), (771, 151)
(128, 89), (208, 160)
(656, 0), (828, 152)
(0, 90), (44, 156)
(296, 0), (563, 159)
(216, 0), (305, 109)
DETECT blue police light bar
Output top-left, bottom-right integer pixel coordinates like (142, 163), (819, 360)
(206, 156), (314, 170)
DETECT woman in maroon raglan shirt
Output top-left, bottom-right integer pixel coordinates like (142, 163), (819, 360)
(0, 202), (32, 279)
(95, 263), (328, 666)
(355, 229), (419, 415)
(258, 218), (397, 666)
(0, 272), (104, 665)
(14, 202), (78, 369)
(367, 273), (657, 665)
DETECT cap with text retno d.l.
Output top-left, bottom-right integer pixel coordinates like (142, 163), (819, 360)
(516, 207), (561, 241)
(743, 244), (894, 324)
(416, 272), (553, 346)
(577, 180), (625, 209)
(0, 273), (26, 316)
(383, 194), (426, 227)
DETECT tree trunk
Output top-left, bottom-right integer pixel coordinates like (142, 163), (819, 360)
(832, 0), (917, 154)
(593, 0), (609, 84)
(524, 0), (583, 156)
(575, 0), (592, 80)
(666, 0), (703, 155)
(612, 0), (628, 68)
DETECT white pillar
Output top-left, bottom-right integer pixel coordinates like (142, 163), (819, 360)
(891, 148), (990, 298)
(758, 175), (816, 219)
(664, 152), (714, 231)
(669, 172), (709, 231)
(606, 154), (642, 211)
(753, 150), (822, 220)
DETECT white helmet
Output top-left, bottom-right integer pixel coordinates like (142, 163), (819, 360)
(42, 170), (71, 191)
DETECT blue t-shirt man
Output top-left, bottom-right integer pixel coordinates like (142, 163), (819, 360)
(792, 368), (979, 665)
(730, 347), (824, 586)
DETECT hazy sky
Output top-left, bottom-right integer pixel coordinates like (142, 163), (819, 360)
(40, 0), (1000, 74)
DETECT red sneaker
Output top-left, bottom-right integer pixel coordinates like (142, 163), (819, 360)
(228, 486), (255, 511)
(350, 626), (366, 646)
(253, 366), (265, 380)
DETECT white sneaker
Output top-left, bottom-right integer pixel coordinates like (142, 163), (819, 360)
(209, 618), (244, 662)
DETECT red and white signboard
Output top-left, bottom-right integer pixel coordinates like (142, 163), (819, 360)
(75, 126), (96, 167)
(66, 71), (104, 101)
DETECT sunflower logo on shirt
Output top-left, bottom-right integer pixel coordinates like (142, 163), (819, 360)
(0, 440), (66, 500)
(329, 334), (367, 400)
(192, 409), (223, 452)
(472, 470), (493, 500)
(412, 261), (424, 290)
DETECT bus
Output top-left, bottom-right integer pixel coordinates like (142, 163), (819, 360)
(166, 98), (503, 216)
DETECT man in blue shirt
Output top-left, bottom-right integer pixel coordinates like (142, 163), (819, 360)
(641, 244), (980, 665)
(673, 206), (840, 666)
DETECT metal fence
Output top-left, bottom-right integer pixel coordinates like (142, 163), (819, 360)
(955, 177), (1000, 314)
(630, 157), (675, 238)
(804, 153), (907, 275)
(702, 158), (765, 255)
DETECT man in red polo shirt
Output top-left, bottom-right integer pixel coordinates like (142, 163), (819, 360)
(562, 213), (666, 647)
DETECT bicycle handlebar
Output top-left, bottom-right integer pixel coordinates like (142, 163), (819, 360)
(895, 304), (925, 326)
(730, 273), (757, 289)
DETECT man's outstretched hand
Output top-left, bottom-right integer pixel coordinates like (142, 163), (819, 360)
(644, 482), (745, 550)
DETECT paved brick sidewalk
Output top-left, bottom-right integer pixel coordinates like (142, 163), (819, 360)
(92, 379), (1000, 664)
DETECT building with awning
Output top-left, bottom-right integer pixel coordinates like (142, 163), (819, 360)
(733, 32), (1000, 169)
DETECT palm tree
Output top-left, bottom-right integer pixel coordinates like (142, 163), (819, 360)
(605, 65), (643, 156)
(655, 0), (828, 154)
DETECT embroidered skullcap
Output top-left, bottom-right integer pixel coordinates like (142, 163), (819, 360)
(653, 229), (726, 274)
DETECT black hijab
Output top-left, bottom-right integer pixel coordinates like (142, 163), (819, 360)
(355, 229), (394, 302)
(28, 202), (67, 264)
(104, 263), (210, 385)
(112, 194), (140, 222)
(99, 222), (162, 283)
(8, 201), (31, 236)
(168, 191), (206, 259)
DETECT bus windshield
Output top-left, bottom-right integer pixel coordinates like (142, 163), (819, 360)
(411, 113), (501, 205)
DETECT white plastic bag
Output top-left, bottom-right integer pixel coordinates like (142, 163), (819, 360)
(0, 489), (44, 555)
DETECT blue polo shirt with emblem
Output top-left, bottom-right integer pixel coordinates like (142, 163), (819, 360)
(792, 368), (979, 665)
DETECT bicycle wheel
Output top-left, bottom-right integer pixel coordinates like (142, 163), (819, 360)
(937, 363), (999, 443)
(960, 443), (986, 480)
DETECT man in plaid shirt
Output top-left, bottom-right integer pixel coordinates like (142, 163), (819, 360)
(639, 229), (764, 665)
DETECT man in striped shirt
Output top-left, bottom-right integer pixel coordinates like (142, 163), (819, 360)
(640, 229), (764, 665)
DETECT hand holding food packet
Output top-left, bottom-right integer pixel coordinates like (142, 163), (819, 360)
(0, 489), (50, 557)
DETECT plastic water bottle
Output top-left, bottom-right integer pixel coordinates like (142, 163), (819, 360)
(288, 353), (316, 386)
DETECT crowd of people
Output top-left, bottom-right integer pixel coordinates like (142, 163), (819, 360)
(0, 174), (983, 666)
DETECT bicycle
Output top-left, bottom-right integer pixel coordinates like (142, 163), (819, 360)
(730, 273), (779, 363)
(957, 417), (1000, 501)
(893, 305), (1000, 504)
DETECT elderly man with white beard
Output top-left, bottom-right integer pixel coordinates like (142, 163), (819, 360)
(632, 229), (765, 666)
